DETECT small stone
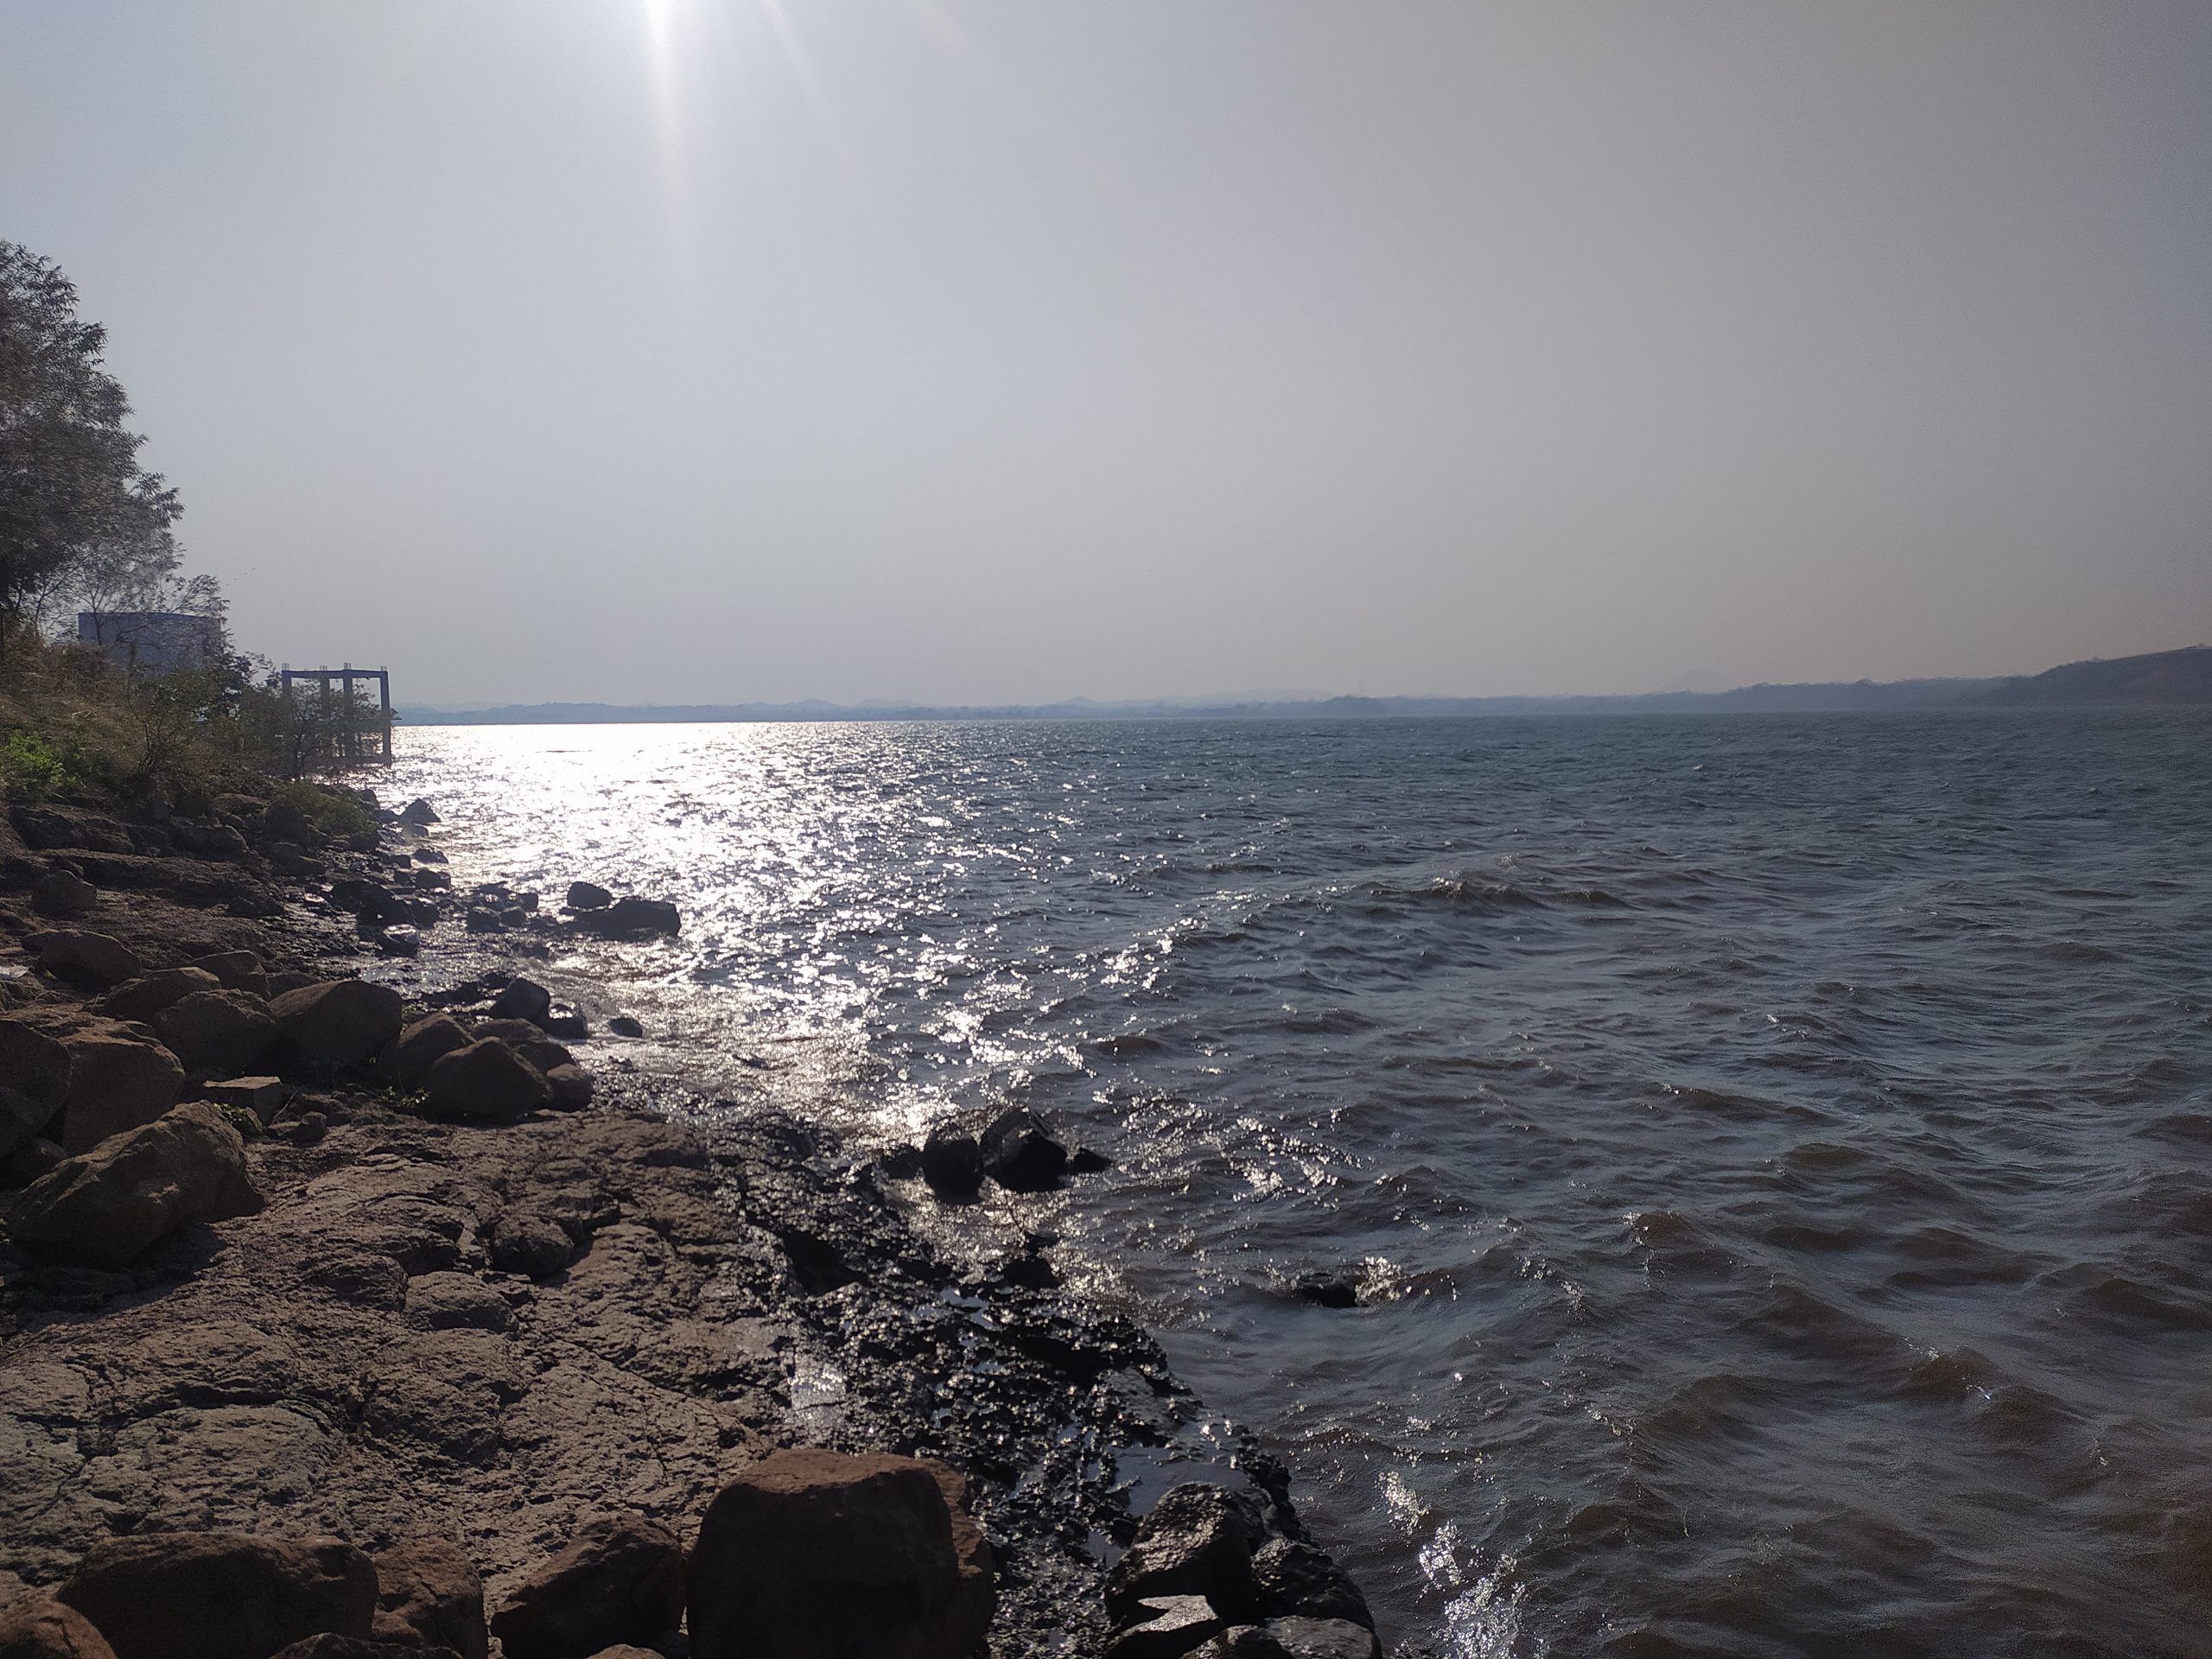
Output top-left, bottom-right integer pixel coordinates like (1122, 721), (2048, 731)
(488, 1211), (580, 1279)
(1108, 1595), (1227, 1659)
(198, 1075), (289, 1125)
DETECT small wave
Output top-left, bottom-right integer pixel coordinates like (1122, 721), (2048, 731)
(1085, 1032), (1166, 1056)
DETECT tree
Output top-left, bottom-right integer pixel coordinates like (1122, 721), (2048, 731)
(0, 242), (188, 653)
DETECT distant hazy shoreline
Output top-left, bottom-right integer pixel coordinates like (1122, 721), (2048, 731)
(401, 645), (2210, 725)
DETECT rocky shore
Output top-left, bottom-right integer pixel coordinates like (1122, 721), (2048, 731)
(0, 784), (1383, 1658)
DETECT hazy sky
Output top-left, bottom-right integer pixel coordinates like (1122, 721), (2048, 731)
(4, 2), (2208, 704)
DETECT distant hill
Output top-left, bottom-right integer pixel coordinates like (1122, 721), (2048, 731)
(402, 645), (2212, 725)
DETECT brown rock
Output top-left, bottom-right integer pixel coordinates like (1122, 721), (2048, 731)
(55, 1027), (186, 1154)
(685, 1447), (994, 1659)
(270, 1637), (460, 1659)
(199, 1076), (289, 1125)
(10, 1102), (263, 1266)
(0, 1020), (71, 1160)
(487, 1513), (683, 1659)
(190, 950), (270, 997)
(404, 1273), (511, 1332)
(157, 990), (279, 1076)
(486, 1212), (580, 1279)
(56, 1531), (377, 1659)
(26, 931), (143, 991)
(29, 870), (98, 919)
(0, 1595), (118, 1658)
(270, 980), (404, 1069)
(371, 1535), (486, 1659)
(92, 968), (226, 1025)
(378, 1016), (472, 1090)
(543, 1065), (594, 1112)
(422, 1041), (551, 1124)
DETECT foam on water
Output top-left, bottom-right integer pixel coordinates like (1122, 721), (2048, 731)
(380, 712), (2212, 1656)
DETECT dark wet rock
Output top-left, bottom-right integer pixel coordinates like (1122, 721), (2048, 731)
(543, 1065), (594, 1112)
(263, 799), (321, 847)
(488, 1211), (582, 1279)
(1192, 1618), (1381, 1659)
(56, 1531), (378, 1659)
(405, 1272), (512, 1332)
(10, 1102), (262, 1266)
(0, 1595), (118, 1658)
(91, 966), (225, 1024)
(54, 1026), (187, 1154)
(371, 1535), (487, 1659)
(156, 989), (279, 1076)
(376, 926), (422, 959)
(270, 979), (405, 1069)
(25, 931), (143, 990)
(1252, 1538), (1373, 1630)
(423, 1039), (552, 1123)
(3, 1135), (66, 1188)
(0, 1020), (71, 1159)
(1070, 1146), (1113, 1174)
(538, 1007), (590, 1039)
(563, 882), (613, 912)
(1108, 1595), (1229, 1659)
(981, 1106), (1069, 1192)
(487, 1512), (683, 1659)
(606, 1014), (643, 1039)
(571, 898), (679, 939)
(191, 950), (270, 997)
(269, 1636), (460, 1659)
(30, 869), (99, 918)
(685, 1448), (993, 1659)
(490, 978), (552, 1025)
(919, 1123), (982, 1197)
(329, 879), (410, 925)
(1105, 1484), (1269, 1622)
(199, 1076), (289, 1125)
(876, 1143), (924, 1180)
(1292, 1272), (1359, 1310)
(463, 909), (505, 935)
(399, 798), (441, 827)
(380, 1015), (474, 1089)
(996, 1246), (1060, 1290)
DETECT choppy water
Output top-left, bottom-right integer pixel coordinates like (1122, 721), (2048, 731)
(382, 713), (2212, 1658)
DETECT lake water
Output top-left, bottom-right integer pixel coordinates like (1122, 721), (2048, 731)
(381, 712), (2212, 1658)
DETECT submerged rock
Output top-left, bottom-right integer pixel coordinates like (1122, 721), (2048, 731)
(563, 881), (613, 912)
(56, 1531), (377, 1659)
(980, 1106), (1069, 1192)
(685, 1447), (993, 1659)
(571, 897), (679, 938)
(487, 1512), (683, 1659)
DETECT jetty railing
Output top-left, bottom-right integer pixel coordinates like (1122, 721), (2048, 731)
(279, 664), (393, 767)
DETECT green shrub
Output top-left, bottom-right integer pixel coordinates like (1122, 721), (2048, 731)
(210, 1100), (263, 1140)
(270, 779), (377, 841)
(0, 728), (68, 800)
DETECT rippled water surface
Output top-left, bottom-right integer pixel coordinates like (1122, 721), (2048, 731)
(383, 713), (2212, 1658)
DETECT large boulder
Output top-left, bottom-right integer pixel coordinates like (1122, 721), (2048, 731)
(0, 1019), (71, 1160)
(542, 1065), (594, 1112)
(156, 990), (279, 1076)
(29, 869), (99, 919)
(56, 1532), (376, 1659)
(919, 1123), (982, 1198)
(55, 1026), (187, 1154)
(422, 1040), (552, 1124)
(10, 1102), (262, 1266)
(92, 967), (226, 1024)
(486, 1513), (683, 1659)
(1251, 1539), (1372, 1630)
(979, 1106), (1068, 1192)
(26, 931), (143, 990)
(370, 1535), (486, 1659)
(0, 1595), (118, 1658)
(270, 980), (404, 1069)
(685, 1448), (994, 1659)
(1105, 1484), (1268, 1623)
(379, 1015), (474, 1090)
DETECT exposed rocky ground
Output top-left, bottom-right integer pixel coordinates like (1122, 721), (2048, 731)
(0, 785), (1382, 1658)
